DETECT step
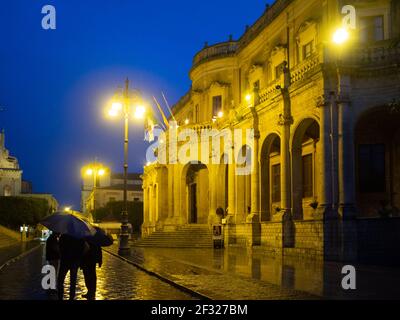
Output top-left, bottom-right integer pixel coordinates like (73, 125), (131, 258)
(136, 225), (214, 248)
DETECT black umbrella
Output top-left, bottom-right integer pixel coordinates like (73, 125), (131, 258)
(40, 212), (96, 239)
(85, 226), (114, 247)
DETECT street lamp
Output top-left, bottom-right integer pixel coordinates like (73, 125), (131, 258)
(331, 26), (350, 214)
(107, 78), (146, 255)
(333, 27), (349, 45)
(83, 162), (106, 214)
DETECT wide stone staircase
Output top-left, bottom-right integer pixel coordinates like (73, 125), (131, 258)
(134, 224), (213, 248)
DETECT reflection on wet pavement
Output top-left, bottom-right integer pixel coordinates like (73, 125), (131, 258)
(0, 245), (194, 300)
(133, 246), (400, 299)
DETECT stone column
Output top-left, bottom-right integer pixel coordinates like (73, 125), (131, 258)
(279, 63), (294, 248)
(246, 84), (261, 246)
(280, 115), (292, 217)
(227, 144), (236, 219)
(337, 72), (357, 262)
(337, 100), (356, 218)
(167, 165), (174, 219)
(279, 62), (293, 219)
(317, 95), (341, 261)
(148, 185), (153, 224)
(250, 132), (260, 216)
(226, 146), (236, 245)
(208, 164), (218, 225)
(316, 99), (334, 219)
(143, 185), (149, 223)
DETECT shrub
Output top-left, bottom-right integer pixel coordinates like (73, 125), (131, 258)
(93, 201), (143, 233)
(0, 196), (51, 230)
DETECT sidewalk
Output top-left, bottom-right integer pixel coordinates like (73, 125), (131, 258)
(106, 245), (318, 300)
(0, 240), (40, 268)
(107, 244), (400, 300)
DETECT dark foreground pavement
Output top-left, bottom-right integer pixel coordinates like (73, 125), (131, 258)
(0, 244), (194, 300)
(107, 245), (400, 300)
(106, 245), (318, 300)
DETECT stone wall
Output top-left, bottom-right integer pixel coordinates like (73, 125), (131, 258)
(285, 220), (324, 259)
(260, 222), (282, 254)
(357, 217), (400, 265)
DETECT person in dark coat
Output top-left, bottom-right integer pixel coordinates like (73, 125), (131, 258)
(80, 242), (102, 300)
(81, 227), (113, 300)
(46, 232), (60, 269)
(57, 234), (87, 300)
(45, 232), (60, 293)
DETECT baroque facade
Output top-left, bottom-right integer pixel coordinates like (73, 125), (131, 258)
(142, 0), (400, 262)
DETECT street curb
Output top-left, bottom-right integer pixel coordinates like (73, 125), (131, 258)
(0, 243), (42, 272)
(103, 248), (212, 301)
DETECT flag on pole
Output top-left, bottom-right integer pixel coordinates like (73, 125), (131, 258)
(162, 92), (176, 122)
(144, 108), (159, 142)
(153, 96), (170, 129)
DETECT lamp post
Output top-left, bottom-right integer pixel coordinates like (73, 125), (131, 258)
(332, 26), (355, 217)
(108, 78), (146, 255)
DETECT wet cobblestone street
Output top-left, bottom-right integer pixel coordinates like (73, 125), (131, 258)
(0, 244), (194, 300)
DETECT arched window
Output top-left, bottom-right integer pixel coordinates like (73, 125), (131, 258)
(3, 185), (12, 197)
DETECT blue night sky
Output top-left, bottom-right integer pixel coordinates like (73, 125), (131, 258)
(0, 0), (270, 209)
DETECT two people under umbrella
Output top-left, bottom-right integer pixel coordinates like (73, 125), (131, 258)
(42, 213), (113, 300)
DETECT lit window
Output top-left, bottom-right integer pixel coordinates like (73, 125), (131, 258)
(253, 80), (260, 90)
(358, 144), (386, 193)
(275, 62), (285, 80)
(360, 16), (384, 43)
(302, 154), (313, 198)
(302, 41), (314, 59)
(271, 164), (281, 203)
(212, 96), (222, 116)
(3, 185), (11, 197)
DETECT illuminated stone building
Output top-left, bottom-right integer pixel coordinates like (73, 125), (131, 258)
(142, 0), (400, 262)
(83, 172), (143, 213)
(0, 130), (22, 196)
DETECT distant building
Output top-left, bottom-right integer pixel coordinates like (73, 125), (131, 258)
(82, 171), (143, 213)
(21, 180), (33, 194)
(0, 130), (59, 209)
(0, 130), (22, 196)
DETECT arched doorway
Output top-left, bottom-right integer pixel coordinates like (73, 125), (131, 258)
(260, 133), (281, 221)
(3, 185), (11, 197)
(355, 106), (400, 217)
(292, 119), (320, 220)
(183, 162), (209, 224)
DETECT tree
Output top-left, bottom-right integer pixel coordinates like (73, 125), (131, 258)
(93, 201), (143, 234)
(0, 196), (51, 230)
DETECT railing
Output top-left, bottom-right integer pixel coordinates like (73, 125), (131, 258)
(259, 79), (282, 104)
(239, 0), (294, 48)
(346, 43), (400, 65)
(290, 51), (322, 84)
(192, 41), (238, 68)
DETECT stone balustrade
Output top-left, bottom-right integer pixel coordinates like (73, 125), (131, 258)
(192, 41), (238, 68)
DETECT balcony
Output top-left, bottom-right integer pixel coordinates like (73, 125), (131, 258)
(192, 41), (238, 69)
(345, 41), (400, 66)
